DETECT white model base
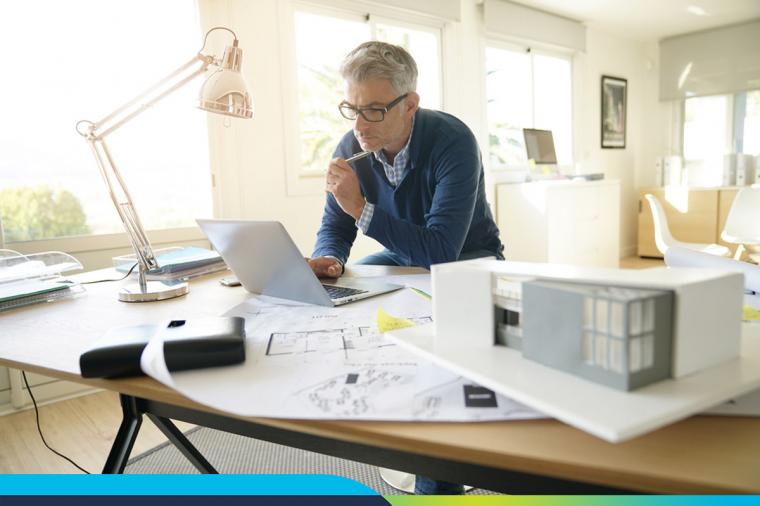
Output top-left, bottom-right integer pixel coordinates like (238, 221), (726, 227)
(387, 323), (760, 443)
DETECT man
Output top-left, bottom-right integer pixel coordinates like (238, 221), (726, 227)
(306, 41), (503, 496)
(308, 41), (503, 279)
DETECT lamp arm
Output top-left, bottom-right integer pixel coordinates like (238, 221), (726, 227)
(75, 53), (213, 280)
(73, 26), (249, 302)
(83, 54), (212, 140)
(80, 26), (239, 140)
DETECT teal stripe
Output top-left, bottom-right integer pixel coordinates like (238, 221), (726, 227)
(0, 475), (377, 495)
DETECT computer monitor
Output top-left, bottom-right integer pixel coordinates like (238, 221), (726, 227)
(523, 128), (557, 165)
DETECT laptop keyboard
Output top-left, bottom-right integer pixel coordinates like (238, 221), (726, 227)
(322, 284), (368, 300)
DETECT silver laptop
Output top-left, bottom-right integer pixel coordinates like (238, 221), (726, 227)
(197, 219), (403, 306)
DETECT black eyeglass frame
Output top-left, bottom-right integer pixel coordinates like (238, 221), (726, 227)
(338, 93), (409, 122)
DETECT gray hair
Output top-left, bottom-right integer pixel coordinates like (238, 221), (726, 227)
(340, 41), (418, 94)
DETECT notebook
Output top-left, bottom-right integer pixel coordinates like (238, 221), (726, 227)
(197, 219), (402, 306)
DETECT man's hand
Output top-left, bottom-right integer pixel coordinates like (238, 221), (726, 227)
(326, 158), (365, 220)
(306, 256), (342, 278)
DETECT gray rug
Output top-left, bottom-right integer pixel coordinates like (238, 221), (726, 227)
(125, 426), (498, 495)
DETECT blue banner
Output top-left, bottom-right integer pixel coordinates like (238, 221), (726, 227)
(0, 474), (381, 497)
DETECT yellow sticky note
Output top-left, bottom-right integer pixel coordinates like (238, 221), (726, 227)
(743, 305), (760, 322)
(376, 306), (416, 333)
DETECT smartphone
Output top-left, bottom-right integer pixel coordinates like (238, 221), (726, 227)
(219, 276), (241, 287)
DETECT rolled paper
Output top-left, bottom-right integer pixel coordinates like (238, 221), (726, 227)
(665, 246), (760, 293)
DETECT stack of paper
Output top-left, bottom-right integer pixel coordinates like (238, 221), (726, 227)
(0, 250), (85, 312)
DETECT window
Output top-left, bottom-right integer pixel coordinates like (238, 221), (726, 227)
(682, 90), (760, 185)
(683, 90), (760, 158)
(737, 90), (760, 156)
(294, 11), (368, 176)
(485, 43), (572, 170)
(683, 95), (730, 161)
(581, 294), (656, 375)
(292, 5), (442, 176)
(0, 0), (211, 242)
(374, 23), (441, 109)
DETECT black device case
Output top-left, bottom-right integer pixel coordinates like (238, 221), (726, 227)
(79, 317), (246, 378)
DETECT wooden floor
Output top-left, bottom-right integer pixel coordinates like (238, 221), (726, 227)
(0, 256), (664, 474)
(618, 255), (664, 269)
(0, 390), (193, 473)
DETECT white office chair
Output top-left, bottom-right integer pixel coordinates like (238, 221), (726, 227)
(644, 193), (731, 257)
(721, 187), (760, 263)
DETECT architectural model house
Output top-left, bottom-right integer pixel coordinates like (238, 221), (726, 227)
(389, 258), (753, 443)
(430, 258), (743, 387)
(519, 280), (673, 391)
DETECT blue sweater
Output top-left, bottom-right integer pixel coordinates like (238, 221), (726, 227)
(313, 109), (503, 269)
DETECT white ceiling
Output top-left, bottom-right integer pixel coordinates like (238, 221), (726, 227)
(509, 0), (760, 41)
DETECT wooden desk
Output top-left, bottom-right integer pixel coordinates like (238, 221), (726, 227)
(1, 267), (759, 493)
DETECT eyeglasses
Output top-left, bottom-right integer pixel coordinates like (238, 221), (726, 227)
(338, 93), (408, 122)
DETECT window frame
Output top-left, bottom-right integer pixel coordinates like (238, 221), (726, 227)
(7, 227), (208, 269)
(279, 0), (445, 196)
(483, 37), (575, 171)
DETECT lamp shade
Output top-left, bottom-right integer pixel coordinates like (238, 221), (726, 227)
(198, 43), (253, 119)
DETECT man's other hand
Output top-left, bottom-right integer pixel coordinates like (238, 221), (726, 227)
(306, 256), (342, 278)
(325, 158), (365, 220)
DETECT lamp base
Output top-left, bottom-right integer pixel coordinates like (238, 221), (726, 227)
(119, 280), (189, 302)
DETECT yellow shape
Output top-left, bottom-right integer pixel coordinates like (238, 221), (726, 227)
(743, 305), (760, 322)
(376, 306), (416, 333)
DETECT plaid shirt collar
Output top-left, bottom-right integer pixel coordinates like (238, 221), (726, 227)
(373, 116), (415, 187)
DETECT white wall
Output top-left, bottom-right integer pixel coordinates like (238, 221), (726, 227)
(578, 32), (675, 257)
(573, 28), (657, 257)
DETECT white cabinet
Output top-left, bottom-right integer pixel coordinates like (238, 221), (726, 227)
(496, 180), (620, 267)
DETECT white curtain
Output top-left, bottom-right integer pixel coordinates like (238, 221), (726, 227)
(659, 20), (760, 100)
(483, 0), (586, 52)
(365, 0), (461, 21)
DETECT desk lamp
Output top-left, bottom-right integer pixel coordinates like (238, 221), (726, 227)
(76, 27), (252, 303)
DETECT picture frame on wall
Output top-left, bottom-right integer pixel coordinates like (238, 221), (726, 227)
(601, 75), (627, 149)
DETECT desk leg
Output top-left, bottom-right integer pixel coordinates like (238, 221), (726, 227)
(147, 414), (218, 473)
(103, 394), (143, 474)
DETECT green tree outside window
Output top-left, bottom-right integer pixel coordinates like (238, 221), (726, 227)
(0, 186), (90, 242)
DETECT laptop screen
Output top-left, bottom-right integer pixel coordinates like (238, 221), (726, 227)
(523, 128), (558, 165)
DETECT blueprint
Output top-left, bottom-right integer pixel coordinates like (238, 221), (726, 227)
(140, 275), (544, 422)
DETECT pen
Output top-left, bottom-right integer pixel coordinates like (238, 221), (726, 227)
(345, 150), (372, 163)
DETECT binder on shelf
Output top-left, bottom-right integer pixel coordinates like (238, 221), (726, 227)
(0, 249), (84, 312)
(654, 157), (664, 186)
(663, 156), (682, 186)
(722, 154), (737, 186)
(736, 154), (756, 186)
(113, 246), (227, 280)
